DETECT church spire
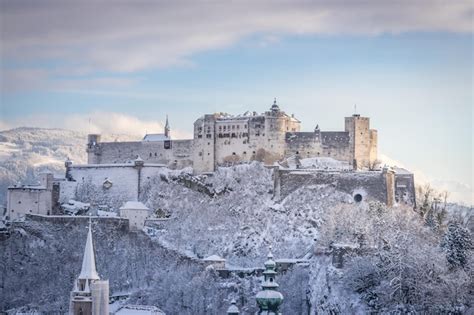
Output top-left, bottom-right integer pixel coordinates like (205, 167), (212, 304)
(78, 216), (100, 281)
(164, 115), (170, 138)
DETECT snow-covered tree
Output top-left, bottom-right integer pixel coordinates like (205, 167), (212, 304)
(442, 221), (472, 270)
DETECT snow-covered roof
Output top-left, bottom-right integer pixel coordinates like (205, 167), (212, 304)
(78, 221), (100, 281)
(120, 201), (149, 211)
(142, 133), (170, 142)
(115, 305), (165, 315)
(392, 167), (413, 175)
(203, 254), (226, 262)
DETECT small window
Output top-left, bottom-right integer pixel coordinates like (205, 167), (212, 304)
(232, 152), (236, 155)
(164, 140), (172, 149)
(354, 194), (363, 202)
(18, 201), (21, 204)
(243, 151), (247, 155)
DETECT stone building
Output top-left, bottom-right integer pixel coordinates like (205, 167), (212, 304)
(7, 173), (61, 220)
(85, 100), (378, 174)
(119, 201), (151, 231)
(69, 219), (109, 315)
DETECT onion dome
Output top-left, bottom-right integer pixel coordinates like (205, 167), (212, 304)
(271, 98), (280, 112)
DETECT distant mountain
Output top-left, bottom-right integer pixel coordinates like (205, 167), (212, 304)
(0, 127), (137, 207)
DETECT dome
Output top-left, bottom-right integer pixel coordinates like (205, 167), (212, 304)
(270, 98), (280, 112)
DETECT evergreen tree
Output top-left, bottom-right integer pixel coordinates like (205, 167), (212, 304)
(442, 222), (472, 269)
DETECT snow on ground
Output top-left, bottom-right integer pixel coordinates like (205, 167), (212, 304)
(143, 162), (352, 267)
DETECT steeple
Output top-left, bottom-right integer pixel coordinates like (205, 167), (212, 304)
(164, 115), (170, 138)
(69, 217), (109, 315)
(78, 217), (100, 281)
(256, 247), (284, 314)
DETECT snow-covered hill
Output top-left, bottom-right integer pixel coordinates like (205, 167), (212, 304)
(0, 127), (137, 207)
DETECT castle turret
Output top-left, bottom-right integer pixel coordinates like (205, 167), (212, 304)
(86, 134), (101, 164)
(345, 114), (378, 169)
(69, 218), (109, 315)
(270, 98), (280, 113)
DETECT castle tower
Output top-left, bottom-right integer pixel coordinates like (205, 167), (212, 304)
(255, 249), (284, 314)
(164, 115), (170, 138)
(69, 218), (109, 315)
(86, 134), (101, 164)
(345, 114), (378, 169)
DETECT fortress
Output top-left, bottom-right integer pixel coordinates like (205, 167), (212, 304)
(87, 99), (378, 173)
(7, 100), (416, 221)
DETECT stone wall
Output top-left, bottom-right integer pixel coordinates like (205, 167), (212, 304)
(7, 173), (58, 220)
(87, 138), (193, 169)
(275, 169), (390, 204)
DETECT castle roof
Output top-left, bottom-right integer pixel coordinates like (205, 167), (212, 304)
(120, 201), (149, 211)
(143, 133), (170, 141)
(78, 218), (100, 281)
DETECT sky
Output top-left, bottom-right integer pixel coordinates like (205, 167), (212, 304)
(0, 1), (472, 204)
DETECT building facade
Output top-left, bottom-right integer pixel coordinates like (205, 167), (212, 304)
(7, 173), (61, 220)
(86, 100), (378, 173)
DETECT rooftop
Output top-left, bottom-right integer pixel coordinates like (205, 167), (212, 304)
(143, 133), (170, 142)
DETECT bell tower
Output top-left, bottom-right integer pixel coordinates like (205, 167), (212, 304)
(69, 218), (109, 315)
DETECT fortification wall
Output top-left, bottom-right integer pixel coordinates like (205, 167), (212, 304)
(276, 169), (389, 204)
(88, 140), (193, 169)
(60, 164), (167, 210)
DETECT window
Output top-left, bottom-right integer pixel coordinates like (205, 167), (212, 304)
(206, 134), (212, 139)
(149, 153), (152, 157)
(155, 152), (157, 157)
(232, 152), (236, 155)
(243, 151), (247, 155)
(164, 140), (172, 149)
(18, 201), (21, 204)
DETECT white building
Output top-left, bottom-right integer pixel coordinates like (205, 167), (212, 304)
(7, 173), (60, 220)
(202, 254), (226, 270)
(120, 201), (151, 231)
(69, 219), (109, 315)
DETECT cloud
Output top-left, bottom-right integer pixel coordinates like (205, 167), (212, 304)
(0, 1), (472, 92)
(0, 111), (193, 139)
(379, 153), (473, 205)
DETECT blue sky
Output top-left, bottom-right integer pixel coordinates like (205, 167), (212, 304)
(0, 1), (472, 204)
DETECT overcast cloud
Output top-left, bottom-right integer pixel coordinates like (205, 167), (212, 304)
(1, 1), (472, 91)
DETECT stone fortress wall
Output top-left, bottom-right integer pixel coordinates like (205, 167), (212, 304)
(86, 99), (378, 174)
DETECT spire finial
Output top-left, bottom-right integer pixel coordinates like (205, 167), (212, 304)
(164, 114), (170, 138)
(354, 104), (357, 115)
(274, 97), (277, 105)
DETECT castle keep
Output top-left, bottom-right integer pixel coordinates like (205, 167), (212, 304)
(86, 99), (378, 173)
